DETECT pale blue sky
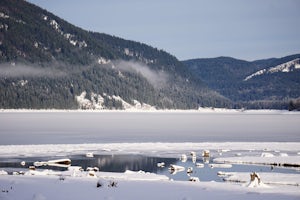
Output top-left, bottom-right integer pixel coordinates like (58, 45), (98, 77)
(28, 0), (300, 61)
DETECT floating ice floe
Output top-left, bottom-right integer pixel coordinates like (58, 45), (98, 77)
(169, 164), (185, 174)
(209, 164), (232, 169)
(180, 154), (187, 162)
(195, 163), (204, 168)
(192, 155), (197, 163)
(217, 171), (234, 177)
(189, 151), (197, 163)
(219, 149), (231, 153)
(157, 162), (165, 168)
(190, 151), (196, 157)
(86, 152), (94, 158)
(34, 158), (71, 168)
(187, 167), (193, 174)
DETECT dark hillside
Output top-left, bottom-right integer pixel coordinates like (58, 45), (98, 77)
(183, 54), (300, 109)
(0, 0), (230, 109)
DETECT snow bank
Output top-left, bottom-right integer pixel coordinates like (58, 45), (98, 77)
(209, 164), (233, 168)
(221, 172), (300, 186)
(214, 156), (300, 167)
(0, 170), (8, 175)
(1, 142), (299, 158)
(1, 173), (299, 200)
(0, 108), (297, 114)
(1, 142), (300, 200)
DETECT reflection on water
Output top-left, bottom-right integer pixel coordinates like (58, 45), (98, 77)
(0, 154), (298, 181)
(71, 154), (176, 174)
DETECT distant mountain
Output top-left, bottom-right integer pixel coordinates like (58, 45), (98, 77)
(244, 58), (300, 81)
(0, 0), (230, 109)
(183, 54), (300, 110)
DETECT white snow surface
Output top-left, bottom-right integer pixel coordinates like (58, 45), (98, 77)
(214, 155), (300, 167)
(0, 110), (300, 199)
(244, 69), (267, 81)
(75, 91), (156, 110)
(98, 57), (110, 65)
(43, 16), (87, 48)
(1, 170), (299, 200)
(244, 58), (300, 81)
(220, 171), (300, 186)
(0, 107), (297, 114)
(0, 12), (9, 19)
(1, 142), (300, 199)
(1, 142), (300, 158)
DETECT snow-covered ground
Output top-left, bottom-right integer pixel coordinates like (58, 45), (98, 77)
(1, 111), (299, 199)
(214, 155), (300, 167)
(0, 142), (300, 158)
(0, 107), (298, 113)
(1, 171), (299, 200)
(0, 142), (300, 200)
(1, 111), (299, 145)
(219, 171), (300, 186)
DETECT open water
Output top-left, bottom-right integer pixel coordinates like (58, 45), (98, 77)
(0, 154), (298, 182)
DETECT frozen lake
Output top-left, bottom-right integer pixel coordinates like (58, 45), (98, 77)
(0, 111), (299, 145)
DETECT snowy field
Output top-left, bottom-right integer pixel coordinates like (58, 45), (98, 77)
(1, 142), (300, 200)
(1, 109), (299, 144)
(0, 110), (300, 199)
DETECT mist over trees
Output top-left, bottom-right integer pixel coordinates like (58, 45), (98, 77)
(0, 0), (298, 110)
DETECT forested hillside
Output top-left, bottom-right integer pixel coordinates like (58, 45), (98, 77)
(0, 0), (230, 109)
(183, 55), (300, 110)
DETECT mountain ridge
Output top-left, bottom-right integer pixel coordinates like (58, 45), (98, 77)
(183, 54), (300, 110)
(0, 0), (299, 110)
(0, 0), (231, 110)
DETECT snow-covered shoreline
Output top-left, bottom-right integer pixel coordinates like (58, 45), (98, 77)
(1, 111), (299, 199)
(1, 142), (300, 200)
(214, 155), (300, 167)
(220, 172), (300, 186)
(1, 173), (299, 200)
(1, 142), (300, 157)
(0, 108), (298, 114)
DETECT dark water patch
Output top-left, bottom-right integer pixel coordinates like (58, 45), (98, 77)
(0, 154), (298, 181)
